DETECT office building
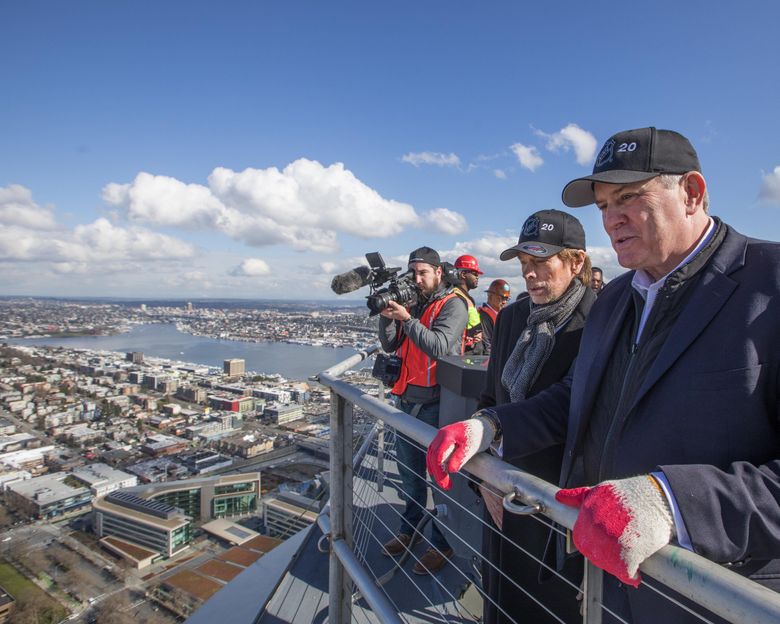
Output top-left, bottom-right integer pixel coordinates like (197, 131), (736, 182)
(126, 352), (144, 364)
(6, 472), (92, 520)
(264, 403), (303, 425)
(93, 490), (192, 560)
(223, 359), (245, 377)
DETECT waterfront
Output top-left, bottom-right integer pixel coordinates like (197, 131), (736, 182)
(8, 323), (359, 379)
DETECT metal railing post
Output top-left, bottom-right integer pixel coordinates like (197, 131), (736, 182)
(329, 390), (354, 624)
(376, 380), (385, 492)
(582, 560), (603, 624)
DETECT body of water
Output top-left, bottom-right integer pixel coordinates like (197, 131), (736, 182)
(8, 323), (359, 380)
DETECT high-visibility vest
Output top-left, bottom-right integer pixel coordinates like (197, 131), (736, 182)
(391, 292), (463, 396)
(453, 288), (481, 329)
(478, 304), (498, 325)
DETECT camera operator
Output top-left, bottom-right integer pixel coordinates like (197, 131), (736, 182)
(378, 245), (468, 575)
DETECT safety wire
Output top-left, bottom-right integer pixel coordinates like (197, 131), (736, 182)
(396, 433), (715, 624)
(386, 431), (568, 624)
(352, 429), (451, 622)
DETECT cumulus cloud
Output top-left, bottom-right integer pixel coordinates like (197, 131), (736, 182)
(0, 184), (58, 230)
(401, 152), (461, 168)
(759, 166), (780, 204)
(510, 143), (544, 172)
(104, 159), (422, 253)
(423, 208), (468, 235)
(0, 218), (195, 265)
(536, 123), (598, 166)
(231, 258), (271, 277)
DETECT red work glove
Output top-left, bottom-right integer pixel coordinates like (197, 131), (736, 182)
(426, 417), (494, 490)
(556, 475), (675, 588)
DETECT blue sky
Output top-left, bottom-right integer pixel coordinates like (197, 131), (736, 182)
(2, 1), (780, 300)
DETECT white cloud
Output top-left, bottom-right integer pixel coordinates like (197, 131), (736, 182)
(423, 208), (468, 235)
(102, 173), (223, 228)
(231, 258), (271, 277)
(494, 169), (507, 180)
(401, 152), (461, 168)
(0, 216), (194, 265)
(104, 159), (421, 253)
(536, 123), (598, 166)
(759, 166), (780, 204)
(510, 143), (544, 172)
(0, 184), (58, 230)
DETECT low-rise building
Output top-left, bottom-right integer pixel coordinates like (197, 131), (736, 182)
(71, 462), (138, 497)
(218, 432), (274, 459)
(265, 403), (303, 425)
(6, 472), (91, 520)
(141, 433), (189, 457)
(0, 585), (15, 624)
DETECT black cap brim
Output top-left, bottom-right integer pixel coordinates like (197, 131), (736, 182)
(500, 242), (564, 261)
(562, 170), (660, 207)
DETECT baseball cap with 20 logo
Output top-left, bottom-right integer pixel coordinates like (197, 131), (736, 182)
(500, 209), (586, 260)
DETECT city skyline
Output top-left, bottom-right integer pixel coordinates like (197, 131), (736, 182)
(2, 2), (780, 300)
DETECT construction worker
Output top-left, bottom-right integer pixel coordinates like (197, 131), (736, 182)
(478, 279), (510, 354)
(452, 255), (484, 353)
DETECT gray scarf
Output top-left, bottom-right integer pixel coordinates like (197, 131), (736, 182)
(501, 279), (586, 402)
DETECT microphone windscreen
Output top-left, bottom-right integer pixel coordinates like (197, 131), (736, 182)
(330, 265), (372, 294)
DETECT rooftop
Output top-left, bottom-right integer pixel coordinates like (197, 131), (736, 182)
(8, 471), (89, 504)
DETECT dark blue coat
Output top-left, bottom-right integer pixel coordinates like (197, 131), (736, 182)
(493, 224), (780, 619)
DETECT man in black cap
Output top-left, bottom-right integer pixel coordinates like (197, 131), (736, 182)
(428, 127), (780, 623)
(477, 209), (596, 624)
(378, 245), (468, 574)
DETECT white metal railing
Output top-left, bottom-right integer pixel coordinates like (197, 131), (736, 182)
(317, 348), (780, 624)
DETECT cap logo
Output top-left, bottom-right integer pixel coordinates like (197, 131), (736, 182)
(520, 244), (547, 254)
(521, 215), (540, 237)
(595, 138), (615, 168)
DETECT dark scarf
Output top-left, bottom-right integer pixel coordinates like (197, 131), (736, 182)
(501, 279), (586, 402)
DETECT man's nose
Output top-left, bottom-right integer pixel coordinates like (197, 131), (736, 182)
(602, 205), (626, 232)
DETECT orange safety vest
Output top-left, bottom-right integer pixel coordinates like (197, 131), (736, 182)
(478, 304), (497, 325)
(391, 292), (463, 396)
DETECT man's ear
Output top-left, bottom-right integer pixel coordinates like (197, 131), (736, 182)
(682, 172), (707, 214)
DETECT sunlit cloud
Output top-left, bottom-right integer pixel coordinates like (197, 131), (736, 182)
(510, 143), (544, 172)
(231, 258), (271, 277)
(536, 123), (598, 166)
(104, 159), (424, 253)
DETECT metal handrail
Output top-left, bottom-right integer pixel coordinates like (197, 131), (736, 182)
(317, 350), (780, 624)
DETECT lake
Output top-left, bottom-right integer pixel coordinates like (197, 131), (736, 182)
(8, 323), (360, 380)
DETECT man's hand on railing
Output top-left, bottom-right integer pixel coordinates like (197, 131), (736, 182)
(426, 416), (494, 490)
(556, 475), (675, 588)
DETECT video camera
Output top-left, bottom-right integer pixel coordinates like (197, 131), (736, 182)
(330, 251), (459, 316)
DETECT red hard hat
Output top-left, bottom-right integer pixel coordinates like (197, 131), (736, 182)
(454, 254), (483, 275)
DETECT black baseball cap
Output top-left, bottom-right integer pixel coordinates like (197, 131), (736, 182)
(500, 209), (586, 260)
(408, 246), (441, 267)
(561, 127), (702, 207)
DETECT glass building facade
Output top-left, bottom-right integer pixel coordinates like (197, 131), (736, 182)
(212, 493), (257, 518)
(150, 488), (202, 519)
